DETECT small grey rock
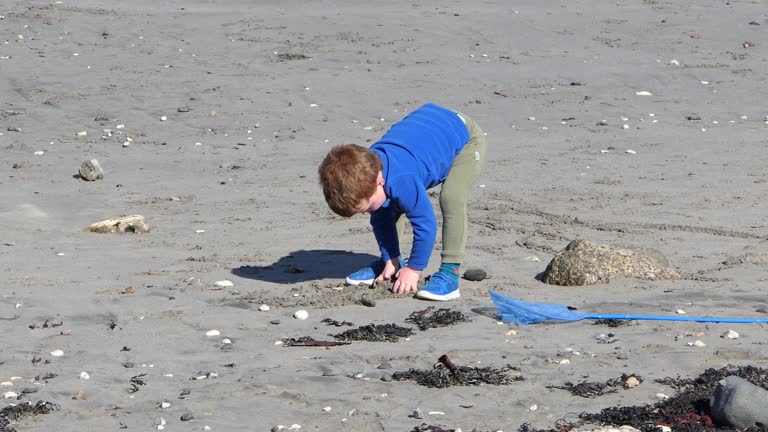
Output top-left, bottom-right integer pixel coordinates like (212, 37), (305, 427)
(179, 389), (191, 399)
(79, 159), (104, 181)
(463, 268), (487, 281)
(123, 362), (135, 368)
(380, 375), (392, 382)
(180, 412), (194, 422)
(270, 320), (281, 325)
(710, 376), (768, 429)
(360, 296), (376, 307)
(410, 408), (424, 419)
(377, 362), (392, 370)
(220, 343), (233, 351)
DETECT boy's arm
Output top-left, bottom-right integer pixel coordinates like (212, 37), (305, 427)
(370, 206), (400, 262)
(393, 176), (437, 271)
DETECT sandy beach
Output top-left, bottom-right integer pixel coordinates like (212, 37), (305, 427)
(1, 0), (768, 430)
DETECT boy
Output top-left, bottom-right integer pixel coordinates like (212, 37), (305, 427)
(318, 103), (486, 301)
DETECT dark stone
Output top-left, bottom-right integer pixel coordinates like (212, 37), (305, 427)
(710, 376), (768, 429)
(463, 268), (487, 281)
(180, 413), (194, 422)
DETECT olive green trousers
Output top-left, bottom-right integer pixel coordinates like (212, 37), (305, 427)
(395, 113), (487, 265)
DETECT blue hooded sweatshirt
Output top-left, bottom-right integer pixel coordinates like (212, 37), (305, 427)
(369, 103), (470, 270)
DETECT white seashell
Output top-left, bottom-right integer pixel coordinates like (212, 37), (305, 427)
(274, 340), (283, 345)
(34, 150), (45, 155)
(676, 309), (686, 314)
(506, 330), (517, 336)
(76, 131), (87, 136)
(79, 371), (90, 380)
(529, 405), (538, 411)
(625, 150), (636, 154)
(428, 411), (446, 415)
(205, 330), (221, 337)
(559, 359), (570, 365)
(289, 425), (302, 430)
(3, 391), (18, 399)
(196, 229), (205, 233)
(622, 124), (630, 129)
(722, 330), (739, 339)
(122, 142), (130, 147)
(528, 116), (536, 121)
(669, 59), (680, 66)
(160, 402), (171, 409)
(293, 310), (309, 320)
(600, 149), (610, 153)
(222, 338), (232, 344)
(700, 81), (709, 85)
(689, 340), (706, 347)
(322, 407), (332, 412)
(214, 280), (233, 287)
(0, 382), (11, 386)
(635, 91), (652, 96)
(258, 304), (271, 312)
(160, 116), (167, 121)
(50, 349), (64, 356)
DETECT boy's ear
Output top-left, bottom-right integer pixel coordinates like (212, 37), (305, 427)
(376, 171), (384, 185)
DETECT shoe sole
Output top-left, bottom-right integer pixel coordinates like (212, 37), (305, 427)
(345, 277), (374, 286)
(415, 289), (460, 301)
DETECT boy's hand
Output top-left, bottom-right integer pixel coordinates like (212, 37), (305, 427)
(374, 258), (401, 284)
(392, 266), (421, 295)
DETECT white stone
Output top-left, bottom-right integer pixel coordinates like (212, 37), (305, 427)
(622, 124), (630, 129)
(205, 329), (221, 337)
(161, 402), (171, 409)
(77, 131), (88, 136)
(160, 116), (167, 121)
(214, 280), (233, 288)
(722, 329), (739, 339)
(529, 404), (538, 411)
(625, 149), (636, 154)
(635, 90), (653, 96)
(79, 371), (90, 380)
(50, 349), (64, 356)
(258, 304), (270, 312)
(691, 340), (706, 347)
(289, 425), (302, 430)
(293, 310), (309, 320)
(528, 116), (536, 121)
(559, 359), (570, 365)
(274, 340), (283, 345)
(2, 391), (17, 399)
(669, 59), (680, 66)
(122, 142), (130, 147)
(428, 411), (446, 415)
(676, 309), (686, 314)
(221, 338), (232, 344)
(0, 382), (11, 386)
(322, 407), (332, 412)
(116, 124), (125, 129)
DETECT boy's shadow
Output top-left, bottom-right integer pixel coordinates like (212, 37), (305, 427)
(231, 249), (378, 284)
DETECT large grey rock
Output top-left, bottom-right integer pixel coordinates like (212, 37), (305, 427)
(78, 159), (104, 181)
(710, 375), (768, 429)
(542, 240), (680, 286)
(85, 215), (150, 234)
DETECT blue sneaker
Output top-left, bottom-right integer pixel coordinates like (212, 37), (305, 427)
(345, 258), (405, 286)
(416, 272), (460, 301)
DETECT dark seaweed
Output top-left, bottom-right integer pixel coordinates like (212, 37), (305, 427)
(331, 323), (414, 342)
(0, 401), (61, 432)
(405, 307), (469, 331)
(549, 374), (643, 398)
(392, 364), (523, 388)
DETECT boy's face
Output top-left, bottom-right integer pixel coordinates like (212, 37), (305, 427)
(356, 172), (387, 215)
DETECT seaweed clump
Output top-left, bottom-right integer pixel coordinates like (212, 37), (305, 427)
(521, 365), (768, 432)
(0, 401), (61, 432)
(393, 363), (523, 388)
(405, 306), (469, 331)
(331, 323), (414, 342)
(550, 373), (643, 398)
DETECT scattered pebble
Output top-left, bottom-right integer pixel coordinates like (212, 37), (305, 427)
(656, 393), (670, 400)
(222, 338), (232, 344)
(2, 392), (18, 399)
(34, 150), (45, 155)
(181, 413), (194, 421)
(50, 349), (64, 357)
(293, 310), (309, 320)
(688, 340), (707, 347)
(528, 405), (538, 411)
(160, 401), (171, 409)
(79, 372), (90, 380)
(214, 280), (233, 288)
(625, 149), (636, 154)
(79, 159), (104, 181)
(527, 116), (536, 121)
(669, 59), (680, 66)
(205, 329), (221, 337)
(160, 116), (167, 121)
(722, 330), (740, 339)
(428, 411), (446, 415)
(625, 376), (640, 388)
(258, 304), (271, 312)
(76, 131), (88, 136)
(635, 90), (653, 96)
(411, 408), (424, 419)
(676, 309), (686, 314)
(322, 407), (332, 412)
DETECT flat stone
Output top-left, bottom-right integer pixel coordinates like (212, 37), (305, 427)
(180, 413), (194, 421)
(542, 240), (680, 286)
(85, 215), (150, 234)
(710, 376), (768, 429)
(78, 159), (104, 181)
